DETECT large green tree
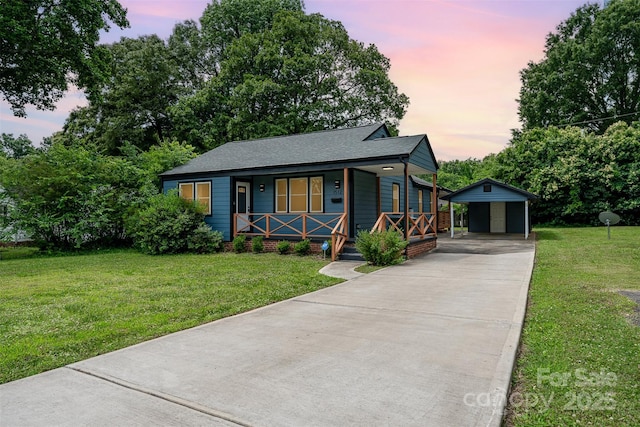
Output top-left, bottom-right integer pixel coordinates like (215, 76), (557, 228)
(494, 122), (640, 225)
(0, 133), (35, 159)
(0, 0), (129, 116)
(61, 35), (185, 154)
(171, 10), (409, 150)
(518, 0), (640, 133)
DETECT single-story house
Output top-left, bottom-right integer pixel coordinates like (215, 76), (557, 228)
(441, 178), (538, 239)
(160, 123), (440, 260)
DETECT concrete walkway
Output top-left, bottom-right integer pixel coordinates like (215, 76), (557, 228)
(0, 237), (535, 426)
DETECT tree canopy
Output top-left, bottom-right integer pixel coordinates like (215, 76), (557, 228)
(0, 0), (129, 117)
(494, 122), (640, 225)
(60, 0), (408, 154)
(518, 0), (640, 133)
(171, 10), (409, 151)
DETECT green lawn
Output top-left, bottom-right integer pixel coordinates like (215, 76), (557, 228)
(0, 250), (341, 384)
(507, 227), (640, 426)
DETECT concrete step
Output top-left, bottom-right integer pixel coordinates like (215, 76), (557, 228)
(339, 246), (365, 261)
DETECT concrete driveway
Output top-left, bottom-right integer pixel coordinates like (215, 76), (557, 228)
(0, 236), (535, 426)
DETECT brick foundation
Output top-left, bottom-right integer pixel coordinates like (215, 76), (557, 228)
(224, 238), (329, 255)
(405, 236), (437, 259)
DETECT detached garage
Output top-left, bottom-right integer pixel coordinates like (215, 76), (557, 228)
(441, 178), (538, 239)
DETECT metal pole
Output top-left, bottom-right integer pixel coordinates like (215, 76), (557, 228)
(450, 203), (454, 238)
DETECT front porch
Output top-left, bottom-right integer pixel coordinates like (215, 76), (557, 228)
(233, 164), (439, 261)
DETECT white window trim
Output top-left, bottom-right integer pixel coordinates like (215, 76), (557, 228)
(275, 178), (288, 213)
(310, 176), (323, 213)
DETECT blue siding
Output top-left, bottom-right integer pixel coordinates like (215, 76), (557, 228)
(209, 177), (232, 240)
(353, 170), (377, 232)
(380, 176), (434, 214)
(449, 183), (529, 203)
(324, 170), (346, 213)
(409, 186), (433, 213)
(252, 176), (273, 213)
(380, 176), (404, 213)
(409, 140), (438, 174)
(163, 176), (232, 240)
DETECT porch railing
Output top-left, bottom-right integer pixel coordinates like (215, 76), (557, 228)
(234, 212), (346, 239)
(234, 212), (348, 261)
(330, 213), (348, 262)
(371, 212), (437, 239)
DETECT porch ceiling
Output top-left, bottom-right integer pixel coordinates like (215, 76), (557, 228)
(356, 161), (435, 177)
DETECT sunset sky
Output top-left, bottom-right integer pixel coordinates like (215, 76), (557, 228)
(0, 0), (593, 160)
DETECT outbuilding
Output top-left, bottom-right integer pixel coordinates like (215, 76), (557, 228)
(441, 178), (537, 239)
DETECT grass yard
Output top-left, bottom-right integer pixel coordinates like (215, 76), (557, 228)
(507, 227), (640, 426)
(0, 250), (342, 384)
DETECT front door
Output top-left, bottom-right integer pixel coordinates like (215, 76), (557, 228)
(490, 202), (506, 233)
(236, 181), (251, 232)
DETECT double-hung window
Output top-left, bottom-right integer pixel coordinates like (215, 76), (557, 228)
(275, 176), (323, 213)
(179, 181), (212, 215)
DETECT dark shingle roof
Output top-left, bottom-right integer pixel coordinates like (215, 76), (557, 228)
(161, 123), (429, 177)
(440, 178), (538, 201)
(410, 175), (452, 194)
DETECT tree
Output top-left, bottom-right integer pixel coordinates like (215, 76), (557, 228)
(1, 133), (35, 159)
(61, 35), (185, 154)
(0, 0), (129, 117)
(0, 138), (196, 249)
(518, 0), (640, 133)
(494, 122), (640, 225)
(171, 10), (409, 150)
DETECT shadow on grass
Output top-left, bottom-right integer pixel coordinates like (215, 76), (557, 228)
(534, 229), (563, 241)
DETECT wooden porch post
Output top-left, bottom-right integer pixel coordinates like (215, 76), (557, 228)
(343, 167), (349, 236)
(432, 173), (438, 236)
(404, 161), (409, 240)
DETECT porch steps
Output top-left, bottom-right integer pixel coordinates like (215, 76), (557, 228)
(339, 245), (365, 262)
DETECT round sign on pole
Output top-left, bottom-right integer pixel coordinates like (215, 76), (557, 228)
(598, 211), (620, 240)
(598, 211), (621, 225)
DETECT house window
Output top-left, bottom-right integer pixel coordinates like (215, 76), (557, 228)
(484, 184), (492, 192)
(289, 177), (308, 212)
(418, 190), (423, 213)
(392, 183), (400, 212)
(179, 183), (194, 200)
(275, 176), (324, 213)
(196, 182), (211, 215)
(179, 181), (211, 215)
(276, 179), (287, 213)
(310, 177), (323, 212)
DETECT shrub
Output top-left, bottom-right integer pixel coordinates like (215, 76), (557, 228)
(187, 225), (224, 254)
(126, 191), (209, 255)
(232, 234), (247, 253)
(251, 236), (264, 253)
(276, 240), (290, 255)
(355, 229), (408, 266)
(294, 239), (311, 256)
